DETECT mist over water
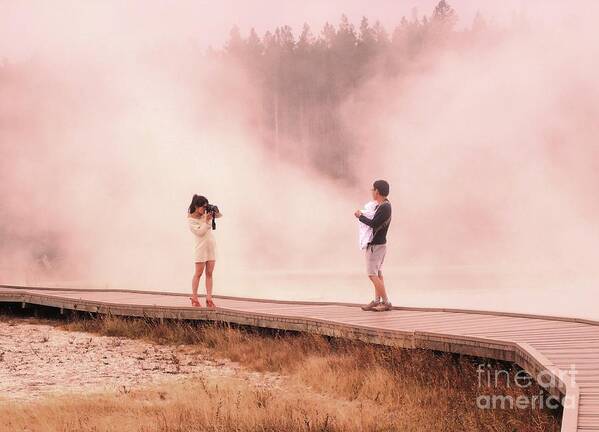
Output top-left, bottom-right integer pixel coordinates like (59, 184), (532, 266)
(1, 1), (598, 320)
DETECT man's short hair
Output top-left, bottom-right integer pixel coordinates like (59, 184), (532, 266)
(373, 180), (390, 197)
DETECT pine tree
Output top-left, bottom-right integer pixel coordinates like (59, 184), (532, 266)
(225, 25), (244, 56)
(432, 0), (458, 30)
(246, 28), (263, 57)
(298, 23), (315, 51)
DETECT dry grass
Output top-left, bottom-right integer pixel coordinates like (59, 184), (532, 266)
(0, 312), (562, 432)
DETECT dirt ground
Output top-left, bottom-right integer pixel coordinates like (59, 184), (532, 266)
(0, 318), (282, 401)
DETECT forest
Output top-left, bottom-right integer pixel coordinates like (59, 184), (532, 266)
(208, 0), (510, 180)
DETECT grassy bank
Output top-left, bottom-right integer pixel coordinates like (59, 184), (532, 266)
(0, 311), (561, 431)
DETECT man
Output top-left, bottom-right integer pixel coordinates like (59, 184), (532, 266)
(354, 180), (392, 312)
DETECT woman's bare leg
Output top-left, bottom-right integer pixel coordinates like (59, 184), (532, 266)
(205, 260), (215, 301)
(192, 262), (205, 300)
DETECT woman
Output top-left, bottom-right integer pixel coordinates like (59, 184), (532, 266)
(187, 194), (222, 308)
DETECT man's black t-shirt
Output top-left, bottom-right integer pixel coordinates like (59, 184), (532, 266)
(358, 199), (392, 245)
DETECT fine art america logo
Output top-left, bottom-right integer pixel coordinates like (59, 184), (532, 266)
(476, 363), (577, 410)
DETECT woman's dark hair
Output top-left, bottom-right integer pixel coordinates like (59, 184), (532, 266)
(189, 194), (208, 214)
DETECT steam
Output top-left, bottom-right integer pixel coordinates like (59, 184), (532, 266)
(348, 14), (599, 272)
(1, 2), (598, 319)
(0, 21), (358, 292)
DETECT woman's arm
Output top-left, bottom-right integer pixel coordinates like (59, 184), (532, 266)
(188, 217), (211, 236)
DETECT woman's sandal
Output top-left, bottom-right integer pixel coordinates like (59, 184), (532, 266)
(189, 297), (202, 307)
(206, 299), (216, 309)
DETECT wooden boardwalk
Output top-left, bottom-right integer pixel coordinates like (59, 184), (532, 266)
(1, 284), (598, 432)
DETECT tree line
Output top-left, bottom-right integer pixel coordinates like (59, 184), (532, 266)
(209, 1), (500, 181)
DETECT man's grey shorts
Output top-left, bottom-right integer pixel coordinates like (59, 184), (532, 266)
(365, 244), (386, 276)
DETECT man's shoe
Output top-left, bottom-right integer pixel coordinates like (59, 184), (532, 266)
(361, 300), (380, 311)
(372, 301), (393, 312)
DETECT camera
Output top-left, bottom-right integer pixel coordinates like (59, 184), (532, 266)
(205, 204), (220, 230)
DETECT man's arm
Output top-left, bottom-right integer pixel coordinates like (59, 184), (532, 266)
(358, 203), (391, 229)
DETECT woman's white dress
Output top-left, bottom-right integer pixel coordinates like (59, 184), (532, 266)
(187, 213), (217, 263)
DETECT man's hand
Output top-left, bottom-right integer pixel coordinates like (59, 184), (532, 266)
(354, 210), (362, 218)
